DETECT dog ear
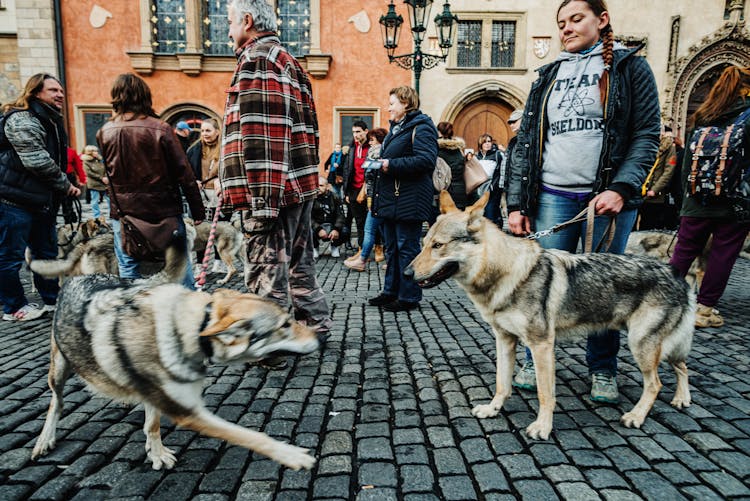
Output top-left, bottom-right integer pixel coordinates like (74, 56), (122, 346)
(466, 192), (489, 233)
(439, 190), (459, 214)
(200, 289), (242, 336)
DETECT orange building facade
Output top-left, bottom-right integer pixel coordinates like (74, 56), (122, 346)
(59, 0), (410, 165)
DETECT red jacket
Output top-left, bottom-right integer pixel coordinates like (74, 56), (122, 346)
(66, 147), (86, 185)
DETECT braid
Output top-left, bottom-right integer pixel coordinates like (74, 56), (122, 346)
(599, 26), (614, 106)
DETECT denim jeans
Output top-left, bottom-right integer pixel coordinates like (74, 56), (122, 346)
(90, 190), (110, 219)
(382, 219), (423, 303)
(112, 216), (195, 289)
(0, 202), (59, 313)
(360, 211), (383, 260)
(524, 191), (638, 376)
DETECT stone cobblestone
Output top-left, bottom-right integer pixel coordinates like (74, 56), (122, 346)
(0, 208), (749, 498)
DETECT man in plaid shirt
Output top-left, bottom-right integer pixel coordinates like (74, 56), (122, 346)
(220, 0), (331, 348)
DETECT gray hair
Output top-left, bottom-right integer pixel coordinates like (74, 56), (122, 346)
(229, 0), (277, 33)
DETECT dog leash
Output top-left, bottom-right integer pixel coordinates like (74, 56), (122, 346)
(195, 193), (223, 291)
(526, 199), (616, 253)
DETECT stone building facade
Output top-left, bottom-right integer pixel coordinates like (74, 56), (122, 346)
(1, 0), (748, 158)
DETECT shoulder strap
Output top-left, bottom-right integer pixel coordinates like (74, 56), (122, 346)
(689, 130), (710, 195)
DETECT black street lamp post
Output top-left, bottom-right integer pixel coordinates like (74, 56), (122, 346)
(379, 1), (458, 97)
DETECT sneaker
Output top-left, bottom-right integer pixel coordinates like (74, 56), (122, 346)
(313, 248), (319, 259)
(2, 303), (45, 321)
(513, 360), (537, 390)
(330, 246), (341, 258)
(695, 303), (724, 328)
(42, 304), (56, 314)
(590, 372), (619, 403)
(374, 244), (385, 263)
(344, 258), (366, 272)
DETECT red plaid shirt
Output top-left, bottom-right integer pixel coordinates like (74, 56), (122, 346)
(220, 33), (320, 218)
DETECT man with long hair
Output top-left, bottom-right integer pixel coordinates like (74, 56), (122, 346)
(0, 73), (80, 321)
(97, 73), (203, 286)
(220, 0), (331, 356)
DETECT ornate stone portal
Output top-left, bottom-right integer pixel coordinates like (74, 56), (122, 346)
(665, 1), (750, 133)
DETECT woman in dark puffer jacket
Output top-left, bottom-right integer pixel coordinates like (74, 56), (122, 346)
(369, 86), (438, 312)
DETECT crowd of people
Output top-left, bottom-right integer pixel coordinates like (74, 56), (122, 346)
(0, 0), (749, 403)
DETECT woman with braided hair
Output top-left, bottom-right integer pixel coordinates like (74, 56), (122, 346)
(506, 0), (660, 402)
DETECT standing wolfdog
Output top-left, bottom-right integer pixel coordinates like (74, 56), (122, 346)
(405, 192), (695, 440)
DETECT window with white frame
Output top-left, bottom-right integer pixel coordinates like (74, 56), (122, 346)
(449, 12), (526, 72)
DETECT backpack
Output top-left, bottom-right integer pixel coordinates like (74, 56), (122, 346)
(433, 156), (452, 192)
(688, 107), (750, 204)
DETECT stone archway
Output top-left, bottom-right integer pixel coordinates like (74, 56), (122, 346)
(665, 15), (750, 137)
(441, 80), (526, 150)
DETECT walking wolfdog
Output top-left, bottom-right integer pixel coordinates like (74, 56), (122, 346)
(405, 192), (695, 440)
(32, 239), (319, 470)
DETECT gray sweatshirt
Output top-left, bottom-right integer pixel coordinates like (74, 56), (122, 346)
(541, 44), (622, 193)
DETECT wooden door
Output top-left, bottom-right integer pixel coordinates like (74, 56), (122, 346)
(453, 98), (514, 153)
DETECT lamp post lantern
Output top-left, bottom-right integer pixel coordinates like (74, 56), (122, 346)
(379, 1), (458, 97)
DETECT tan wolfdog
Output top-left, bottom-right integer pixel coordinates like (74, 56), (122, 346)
(405, 191), (694, 440)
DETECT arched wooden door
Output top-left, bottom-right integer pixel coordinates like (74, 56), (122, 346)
(453, 98), (514, 152)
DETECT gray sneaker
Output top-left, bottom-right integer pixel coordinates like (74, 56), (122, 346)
(513, 360), (537, 390)
(590, 372), (619, 403)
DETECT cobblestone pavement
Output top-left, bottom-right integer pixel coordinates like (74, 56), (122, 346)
(1, 227), (749, 500)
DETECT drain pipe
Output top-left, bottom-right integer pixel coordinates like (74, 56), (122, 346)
(52, 0), (70, 133)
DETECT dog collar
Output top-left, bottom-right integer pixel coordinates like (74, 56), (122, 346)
(198, 303), (214, 359)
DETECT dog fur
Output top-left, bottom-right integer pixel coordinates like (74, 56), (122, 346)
(31, 238), (319, 470)
(405, 192), (695, 440)
(625, 230), (707, 289)
(56, 217), (112, 258)
(186, 219), (243, 285)
(30, 233), (119, 279)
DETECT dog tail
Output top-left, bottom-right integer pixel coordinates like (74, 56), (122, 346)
(29, 245), (85, 278)
(148, 232), (189, 285)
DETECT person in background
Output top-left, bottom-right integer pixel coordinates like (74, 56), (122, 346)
(174, 121), (193, 153)
(345, 127), (388, 272)
(311, 177), (345, 259)
(0, 73), (80, 321)
(502, 110), (524, 204)
(342, 120), (370, 258)
(436, 121), (468, 212)
(507, 0), (661, 403)
(638, 127), (677, 230)
(81, 144), (108, 218)
(475, 133), (505, 227)
(97, 73), (203, 288)
(669, 65), (750, 328)
(324, 143), (344, 200)
(186, 117), (221, 220)
(368, 86), (438, 312)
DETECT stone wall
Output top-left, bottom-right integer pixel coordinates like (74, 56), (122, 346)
(15, 0), (57, 84)
(0, 34), (21, 105)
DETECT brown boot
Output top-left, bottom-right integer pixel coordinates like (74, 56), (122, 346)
(695, 303), (724, 328)
(374, 244), (385, 263)
(345, 249), (362, 264)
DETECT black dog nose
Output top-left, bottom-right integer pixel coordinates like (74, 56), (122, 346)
(403, 265), (414, 279)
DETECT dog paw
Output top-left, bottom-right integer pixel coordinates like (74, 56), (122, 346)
(670, 396), (691, 409)
(31, 439), (55, 459)
(271, 443), (316, 470)
(620, 411), (645, 428)
(216, 278), (228, 285)
(146, 444), (177, 470)
(525, 420), (552, 440)
(471, 404), (500, 419)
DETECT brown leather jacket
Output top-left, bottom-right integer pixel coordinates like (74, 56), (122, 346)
(97, 115), (203, 221)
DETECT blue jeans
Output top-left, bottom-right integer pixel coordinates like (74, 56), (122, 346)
(0, 202), (59, 313)
(360, 211), (382, 260)
(112, 216), (194, 289)
(90, 190), (110, 219)
(524, 191), (638, 376)
(382, 219), (423, 303)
